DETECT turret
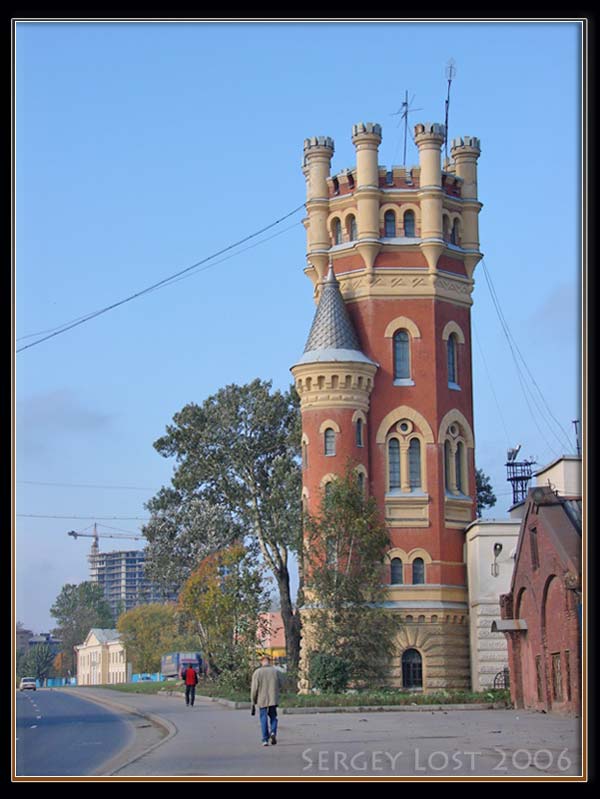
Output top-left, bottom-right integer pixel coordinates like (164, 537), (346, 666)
(415, 122), (445, 272)
(351, 122), (383, 274)
(303, 136), (335, 283)
(451, 136), (483, 276)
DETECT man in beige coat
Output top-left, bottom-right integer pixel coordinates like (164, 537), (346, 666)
(251, 655), (284, 746)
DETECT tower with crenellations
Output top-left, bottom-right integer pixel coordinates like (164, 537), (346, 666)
(291, 119), (483, 691)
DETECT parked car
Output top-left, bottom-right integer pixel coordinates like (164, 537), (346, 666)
(19, 677), (37, 691)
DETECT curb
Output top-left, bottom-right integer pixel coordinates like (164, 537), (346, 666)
(63, 689), (177, 776)
(157, 691), (508, 714)
(281, 702), (506, 714)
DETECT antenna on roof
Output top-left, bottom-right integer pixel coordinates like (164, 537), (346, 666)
(391, 90), (422, 166)
(572, 419), (581, 457)
(444, 58), (457, 164)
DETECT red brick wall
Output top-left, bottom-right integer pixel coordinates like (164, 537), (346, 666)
(502, 502), (581, 714)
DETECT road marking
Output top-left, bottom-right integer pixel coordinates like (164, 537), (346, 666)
(30, 725), (37, 729)
(36, 716), (42, 720)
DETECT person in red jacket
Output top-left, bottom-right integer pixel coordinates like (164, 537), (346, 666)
(182, 665), (198, 707)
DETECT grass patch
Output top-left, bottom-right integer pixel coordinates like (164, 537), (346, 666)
(100, 681), (510, 707)
(102, 680), (185, 695)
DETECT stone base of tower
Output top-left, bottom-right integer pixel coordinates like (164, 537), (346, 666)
(297, 606), (471, 694)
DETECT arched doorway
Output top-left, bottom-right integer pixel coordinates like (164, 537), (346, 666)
(402, 648), (423, 689)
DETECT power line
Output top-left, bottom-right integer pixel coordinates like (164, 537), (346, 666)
(16, 203), (305, 353)
(481, 259), (572, 456)
(16, 514), (150, 521)
(472, 323), (511, 448)
(17, 480), (158, 491)
(482, 260), (573, 448)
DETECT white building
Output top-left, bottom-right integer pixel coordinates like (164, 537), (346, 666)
(465, 519), (520, 691)
(75, 628), (130, 685)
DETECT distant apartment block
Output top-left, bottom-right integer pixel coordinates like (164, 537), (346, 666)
(89, 540), (176, 620)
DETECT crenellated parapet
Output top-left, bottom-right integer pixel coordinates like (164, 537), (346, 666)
(301, 120), (482, 287)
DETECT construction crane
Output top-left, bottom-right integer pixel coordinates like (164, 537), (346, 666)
(67, 522), (144, 545)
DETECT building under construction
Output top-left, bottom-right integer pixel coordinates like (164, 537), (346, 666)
(70, 526), (176, 619)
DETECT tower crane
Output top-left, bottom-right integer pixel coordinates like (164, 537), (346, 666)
(67, 522), (144, 546)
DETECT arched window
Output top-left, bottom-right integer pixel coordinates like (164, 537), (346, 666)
(447, 333), (458, 385)
(324, 428), (336, 456)
(393, 330), (410, 380)
(444, 440), (452, 492)
(302, 441), (308, 470)
(408, 438), (421, 489)
(390, 557), (403, 585)
(388, 438), (401, 491)
(402, 648), (423, 689)
(412, 557), (425, 585)
(356, 417), (364, 447)
(357, 471), (365, 495)
(333, 218), (342, 245)
(443, 215), (450, 241)
(347, 215), (357, 241)
(404, 210), (415, 237)
(451, 219), (460, 245)
(384, 210), (396, 237)
(455, 441), (465, 493)
(326, 536), (336, 566)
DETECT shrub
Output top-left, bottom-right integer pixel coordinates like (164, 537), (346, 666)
(309, 652), (351, 693)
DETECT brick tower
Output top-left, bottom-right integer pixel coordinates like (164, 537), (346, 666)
(291, 122), (482, 691)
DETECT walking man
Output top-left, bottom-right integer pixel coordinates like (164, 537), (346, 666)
(182, 664), (198, 707)
(250, 655), (283, 746)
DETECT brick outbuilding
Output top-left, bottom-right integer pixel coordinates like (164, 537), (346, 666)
(497, 479), (581, 714)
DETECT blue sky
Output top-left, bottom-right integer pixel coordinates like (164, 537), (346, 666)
(15, 20), (583, 633)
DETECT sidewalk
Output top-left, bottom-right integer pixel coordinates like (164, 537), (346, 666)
(76, 688), (583, 778)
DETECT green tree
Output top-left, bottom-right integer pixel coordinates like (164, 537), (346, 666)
(178, 543), (270, 688)
(22, 644), (56, 684)
(144, 379), (303, 669)
(116, 603), (191, 674)
(476, 468), (497, 517)
(50, 582), (114, 675)
(303, 467), (400, 688)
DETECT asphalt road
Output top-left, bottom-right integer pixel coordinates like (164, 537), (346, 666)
(15, 688), (134, 777)
(75, 688), (583, 778)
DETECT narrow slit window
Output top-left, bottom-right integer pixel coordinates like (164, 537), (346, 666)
(356, 417), (364, 447)
(412, 557), (425, 585)
(409, 438), (422, 489)
(333, 218), (342, 245)
(324, 428), (336, 456)
(448, 333), (458, 385)
(384, 210), (396, 237)
(348, 215), (357, 241)
(455, 441), (464, 493)
(388, 438), (401, 491)
(390, 558), (403, 585)
(393, 330), (410, 380)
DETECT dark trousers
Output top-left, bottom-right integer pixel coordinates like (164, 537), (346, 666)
(185, 685), (196, 706)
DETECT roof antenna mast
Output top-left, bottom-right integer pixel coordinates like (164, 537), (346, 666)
(444, 58), (457, 163)
(391, 90), (422, 167)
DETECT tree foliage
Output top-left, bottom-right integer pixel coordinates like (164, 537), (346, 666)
(178, 543), (269, 689)
(303, 467), (400, 687)
(50, 582), (114, 674)
(116, 603), (193, 674)
(21, 644), (56, 683)
(475, 468), (497, 517)
(144, 379), (303, 668)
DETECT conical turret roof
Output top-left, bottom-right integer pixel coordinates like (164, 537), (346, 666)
(294, 266), (377, 366)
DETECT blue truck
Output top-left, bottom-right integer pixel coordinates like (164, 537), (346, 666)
(161, 651), (203, 679)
